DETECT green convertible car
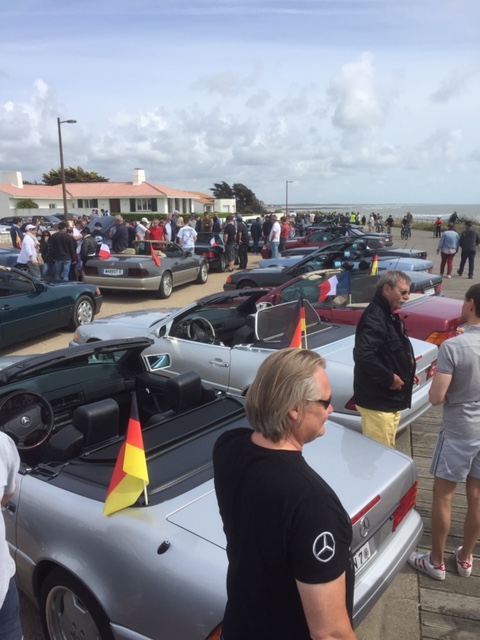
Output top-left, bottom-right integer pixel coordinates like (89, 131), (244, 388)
(0, 266), (103, 349)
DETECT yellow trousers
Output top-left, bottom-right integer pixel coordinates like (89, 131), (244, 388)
(355, 405), (401, 448)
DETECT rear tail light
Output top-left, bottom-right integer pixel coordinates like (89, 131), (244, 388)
(201, 251), (216, 259)
(225, 276), (233, 284)
(207, 624), (223, 639)
(426, 330), (457, 346)
(435, 283), (442, 294)
(127, 268), (150, 278)
(392, 481), (418, 532)
(85, 266), (99, 275)
(351, 495), (381, 525)
(428, 267), (433, 274)
(426, 359), (437, 380)
(345, 397), (357, 411)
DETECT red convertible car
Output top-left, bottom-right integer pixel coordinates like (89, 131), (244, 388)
(257, 270), (463, 346)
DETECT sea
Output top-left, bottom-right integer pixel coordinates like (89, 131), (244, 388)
(279, 204), (480, 222)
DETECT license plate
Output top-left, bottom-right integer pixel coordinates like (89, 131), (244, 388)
(353, 541), (374, 573)
(424, 287), (435, 296)
(102, 268), (123, 276)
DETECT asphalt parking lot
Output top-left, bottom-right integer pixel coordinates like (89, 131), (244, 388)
(3, 226), (479, 639)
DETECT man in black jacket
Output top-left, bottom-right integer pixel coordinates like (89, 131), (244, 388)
(457, 221), (480, 279)
(353, 270), (419, 447)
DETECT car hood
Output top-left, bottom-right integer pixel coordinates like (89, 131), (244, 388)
(167, 420), (415, 547)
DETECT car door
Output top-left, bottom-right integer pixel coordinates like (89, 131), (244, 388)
(168, 246), (198, 285)
(144, 337), (232, 392)
(0, 271), (58, 345)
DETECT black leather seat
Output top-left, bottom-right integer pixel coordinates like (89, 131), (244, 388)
(231, 314), (256, 346)
(72, 398), (119, 448)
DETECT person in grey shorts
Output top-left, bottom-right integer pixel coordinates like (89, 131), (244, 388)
(409, 283), (480, 581)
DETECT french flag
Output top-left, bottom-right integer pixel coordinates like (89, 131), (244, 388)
(318, 270), (351, 302)
(210, 237), (218, 247)
(98, 243), (111, 260)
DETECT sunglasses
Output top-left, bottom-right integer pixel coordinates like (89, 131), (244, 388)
(309, 397), (332, 410)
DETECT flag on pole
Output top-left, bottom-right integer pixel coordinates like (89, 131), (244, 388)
(210, 237), (218, 247)
(103, 393), (149, 516)
(98, 243), (111, 260)
(288, 297), (307, 349)
(318, 270), (351, 302)
(150, 243), (161, 267)
(369, 254), (379, 276)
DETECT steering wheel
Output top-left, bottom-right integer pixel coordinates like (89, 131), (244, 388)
(0, 390), (55, 450)
(297, 264), (315, 274)
(186, 316), (216, 344)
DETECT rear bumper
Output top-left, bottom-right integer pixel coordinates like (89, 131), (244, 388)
(332, 380), (432, 434)
(84, 275), (161, 291)
(353, 508), (423, 626)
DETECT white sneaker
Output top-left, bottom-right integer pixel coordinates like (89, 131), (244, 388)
(454, 547), (473, 577)
(447, 275), (451, 278)
(408, 550), (446, 581)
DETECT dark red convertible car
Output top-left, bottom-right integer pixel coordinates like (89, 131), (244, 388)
(257, 270), (462, 346)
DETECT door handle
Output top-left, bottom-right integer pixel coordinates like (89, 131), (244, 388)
(209, 360), (229, 367)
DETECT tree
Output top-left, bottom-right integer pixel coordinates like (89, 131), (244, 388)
(210, 182), (234, 199)
(42, 166), (109, 185)
(210, 181), (267, 215)
(16, 199), (39, 209)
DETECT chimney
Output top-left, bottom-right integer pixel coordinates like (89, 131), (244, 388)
(3, 171), (23, 189)
(132, 168), (146, 185)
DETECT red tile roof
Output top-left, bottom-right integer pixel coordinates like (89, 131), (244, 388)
(0, 182), (199, 200)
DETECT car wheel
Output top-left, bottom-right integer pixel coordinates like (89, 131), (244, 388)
(158, 271), (173, 298)
(40, 568), (114, 640)
(237, 279), (257, 289)
(196, 262), (208, 284)
(219, 254), (227, 272)
(69, 296), (94, 330)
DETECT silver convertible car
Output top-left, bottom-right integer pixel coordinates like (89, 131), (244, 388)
(1, 338), (423, 639)
(83, 240), (208, 298)
(71, 289), (439, 434)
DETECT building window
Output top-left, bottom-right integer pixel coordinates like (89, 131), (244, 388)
(77, 199), (99, 209)
(135, 198), (157, 212)
(49, 203), (57, 209)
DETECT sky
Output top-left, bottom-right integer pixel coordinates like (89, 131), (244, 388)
(1, 0), (479, 205)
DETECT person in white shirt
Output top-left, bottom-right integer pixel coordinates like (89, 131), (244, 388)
(176, 219), (197, 256)
(16, 224), (40, 278)
(268, 215), (281, 258)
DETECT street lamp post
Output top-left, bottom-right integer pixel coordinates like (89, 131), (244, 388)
(57, 117), (77, 222)
(285, 180), (293, 218)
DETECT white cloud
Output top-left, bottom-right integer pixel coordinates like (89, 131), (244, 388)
(429, 66), (480, 102)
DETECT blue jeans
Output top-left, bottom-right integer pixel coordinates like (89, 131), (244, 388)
(271, 242), (280, 258)
(54, 260), (71, 281)
(0, 578), (22, 640)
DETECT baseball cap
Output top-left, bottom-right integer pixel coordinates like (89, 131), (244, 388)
(25, 224), (36, 231)
(94, 222), (102, 228)
(141, 217), (149, 224)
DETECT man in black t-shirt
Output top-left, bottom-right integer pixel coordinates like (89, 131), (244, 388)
(213, 349), (355, 640)
(223, 214), (237, 272)
(235, 215), (249, 270)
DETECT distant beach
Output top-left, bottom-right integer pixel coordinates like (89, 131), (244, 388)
(275, 204), (480, 222)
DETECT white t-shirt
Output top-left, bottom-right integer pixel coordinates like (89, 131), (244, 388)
(0, 433), (20, 608)
(177, 226), (197, 250)
(135, 223), (148, 241)
(17, 233), (38, 264)
(269, 221), (281, 243)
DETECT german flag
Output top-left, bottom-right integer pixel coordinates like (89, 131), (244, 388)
(103, 394), (149, 516)
(289, 297), (306, 349)
(370, 254), (379, 276)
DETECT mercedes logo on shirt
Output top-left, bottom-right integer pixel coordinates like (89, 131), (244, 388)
(312, 532), (336, 563)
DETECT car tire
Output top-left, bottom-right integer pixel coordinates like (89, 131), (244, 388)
(237, 279), (257, 289)
(158, 271), (173, 298)
(196, 262), (208, 284)
(69, 296), (95, 330)
(219, 254), (227, 272)
(40, 568), (114, 640)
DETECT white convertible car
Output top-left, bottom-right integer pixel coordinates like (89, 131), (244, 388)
(71, 289), (438, 434)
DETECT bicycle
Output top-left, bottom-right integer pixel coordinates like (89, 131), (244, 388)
(400, 224), (411, 240)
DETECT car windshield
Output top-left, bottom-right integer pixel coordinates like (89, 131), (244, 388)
(197, 232), (223, 244)
(255, 299), (322, 341)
